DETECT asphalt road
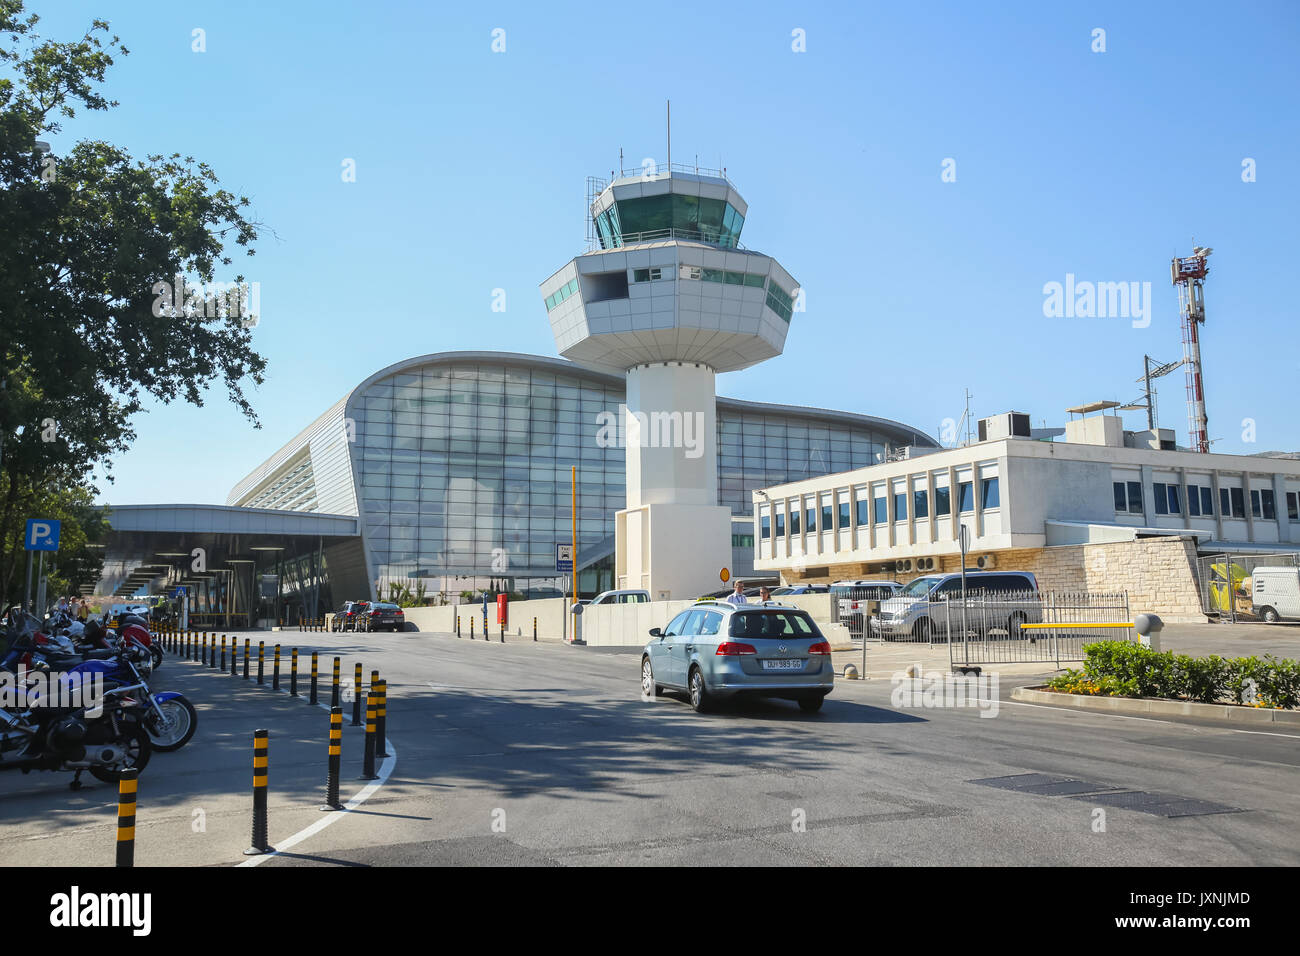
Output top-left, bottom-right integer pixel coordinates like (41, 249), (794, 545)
(3, 629), (1298, 866)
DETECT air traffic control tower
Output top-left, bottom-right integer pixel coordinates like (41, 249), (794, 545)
(540, 162), (799, 599)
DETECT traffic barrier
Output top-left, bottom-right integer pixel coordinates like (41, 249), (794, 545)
(310, 652), (319, 705)
(290, 647), (299, 696)
(321, 707), (343, 811)
(351, 663), (363, 726)
(273, 644), (282, 691)
(243, 729), (274, 855)
(116, 769), (137, 868)
(231, 636), (238, 676)
(500, 621), (505, 643)
(470, 617), (475, 640)
(243, 638), (250, 679)
(257, 641), (265, 684)
(456, 615), (461, 638)
(220, 635), (227, 671)
(331, 656), (341, 709)
(375, 678), (389, 758)
(534, 617), (537, 642)
(360, 693), (377, 780)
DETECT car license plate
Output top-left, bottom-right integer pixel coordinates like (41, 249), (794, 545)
(762, 659), (802, 671)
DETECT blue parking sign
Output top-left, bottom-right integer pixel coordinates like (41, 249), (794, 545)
(25, 519), (60, 551)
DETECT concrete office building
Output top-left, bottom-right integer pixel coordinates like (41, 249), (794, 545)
(752, 406), (1300, 621)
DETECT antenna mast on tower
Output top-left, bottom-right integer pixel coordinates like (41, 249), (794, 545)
(1171, 246), (1213, 452)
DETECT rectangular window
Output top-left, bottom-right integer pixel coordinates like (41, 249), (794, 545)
(765, 282), (794, 322)
(838, 499), (850, 529)
(1125, 481), (1142, 514)
(934, 486), (951, 517)
(1262, 489), (1276, 520)
(1221, 487), (1231, 517)
(914, 489), (929, 519)
(1154, 482), (1169, 515)
(1202, 486), (1214, 516)
(775, 513), (785, 537)
(632, 267), (662, 282)
(873, 495), (887, 525)
(981, 477), (1000, 510)
(1167, 484), (1180, 515)
(1231, 487), (1245, 518)
(806, 506), (816, 533)
(893, 492), (908, 521)
(1188, 485), (1201, 516)
(1114, 481), (1127, 512)
(732, 534), (755, 548)
(822, 501), (833, 531)
(760, 515), (770, 540)
(856, 499), (869, 526)
(789, 511), (800, 535)
(1251, 489), (1261, 518)
(1288, 491), (1299, 521)
(958, 481), (974, 513)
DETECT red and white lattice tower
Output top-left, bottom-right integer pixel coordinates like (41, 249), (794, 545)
(1171, 247), (1212, 453)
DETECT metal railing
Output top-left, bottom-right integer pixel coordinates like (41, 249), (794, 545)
(1195, 551), (1300, 621)
(589, 226), (747, 252)
(941, 590), (1133, 667)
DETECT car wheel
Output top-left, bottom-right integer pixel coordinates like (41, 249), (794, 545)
(798, 695), (825, 713)
(1261, 607), (1279, 624)
(641, 657), (663, 697)
(912, 618), (931, 642)
(1007, 612), (1027, 639)
(688, 666), (712, 713)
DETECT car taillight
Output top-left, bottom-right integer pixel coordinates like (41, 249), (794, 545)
(807, 641), (831, 655)
(715, 642), (757, 656)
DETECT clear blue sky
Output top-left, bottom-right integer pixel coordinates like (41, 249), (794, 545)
(30, 0), (1300, 506)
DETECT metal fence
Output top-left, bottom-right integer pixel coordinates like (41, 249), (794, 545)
(943, 591), (1133, 667)
(1194, 551), (1300, 622)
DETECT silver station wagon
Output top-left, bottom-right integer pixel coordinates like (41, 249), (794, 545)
(641, 601), (834, 713)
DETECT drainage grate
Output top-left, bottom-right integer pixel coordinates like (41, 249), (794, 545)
(970, 775), (1245, 817)
(1070, 791), (1244, 818)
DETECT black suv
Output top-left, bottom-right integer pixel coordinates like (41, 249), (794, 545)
(335, 601), (367, 632)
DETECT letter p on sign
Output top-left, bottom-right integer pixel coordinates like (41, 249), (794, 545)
(25, 519), (60, 551)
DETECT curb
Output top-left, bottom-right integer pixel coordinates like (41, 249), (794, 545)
(1011, 685), (1300, 726)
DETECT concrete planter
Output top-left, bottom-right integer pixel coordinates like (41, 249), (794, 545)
(1012, 685), (1300, 726)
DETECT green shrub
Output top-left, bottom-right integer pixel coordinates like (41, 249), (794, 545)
(1073, 641), (1297, 709)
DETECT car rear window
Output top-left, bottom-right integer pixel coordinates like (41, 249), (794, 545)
(729, 611), (816, 639)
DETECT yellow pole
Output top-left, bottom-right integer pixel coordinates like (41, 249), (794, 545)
(571, 465), (578, 616)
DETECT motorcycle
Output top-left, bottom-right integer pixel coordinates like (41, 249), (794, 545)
(1, 610), (151, 789)
(4, 608), (195, 752)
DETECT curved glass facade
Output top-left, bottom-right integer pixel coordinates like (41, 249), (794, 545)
(340, 355), (933, 598)
(595, 194), (745, 248)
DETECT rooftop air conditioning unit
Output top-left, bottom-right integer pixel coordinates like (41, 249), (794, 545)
(896, 559), (914, 573)
(975, 554), (997, 570)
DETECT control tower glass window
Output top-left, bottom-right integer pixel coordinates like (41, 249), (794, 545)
(594, 196), (745, 248)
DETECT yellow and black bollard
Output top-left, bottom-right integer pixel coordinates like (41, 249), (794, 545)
(470, 617), (475, 640)
(310, 652), (319, 705)
(231, 635), (238, 676)
(375, 678), (389, 758)
(331, 656), (341, 709)
(290, 647), (299, 697)
(198, 632), (206, 666)
(220, 634), (227, 672)
(456, 615), (461, 638)
(257, 640), (265, 684)
(534, 616), (537, 642)
(243, 729), (274, 855)
(242, 637), (250, 679)
(321, 707), (344, 811)
(272, 644), (282, 691)
(115, 768), (137, 868)
(360, 692), (378, 780)
(351, 663), (363, 726)
(500, 620), (505, 643)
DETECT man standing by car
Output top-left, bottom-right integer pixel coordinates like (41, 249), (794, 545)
(725, 580), (747, 605)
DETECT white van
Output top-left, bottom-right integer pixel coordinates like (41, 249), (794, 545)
(1251, 566), (1300, 623)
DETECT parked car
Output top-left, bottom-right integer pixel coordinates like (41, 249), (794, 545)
(1251, 566), (1300, 623)
(335, 601), (367, 632)
(830, 579), (902, 636)
(871, 571), (1040, 641)
(771, 584), (830, 595)
(359, 602), (404, 632)
(641, 601), (834, 713)
(588, 589), (651, 606)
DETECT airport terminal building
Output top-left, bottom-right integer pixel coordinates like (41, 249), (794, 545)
(224, 350), (935, 607)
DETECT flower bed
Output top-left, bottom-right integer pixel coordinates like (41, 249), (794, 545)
(1044, 641), (1299, 710)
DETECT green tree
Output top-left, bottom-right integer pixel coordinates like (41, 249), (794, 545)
(0, 2), (268, 601)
